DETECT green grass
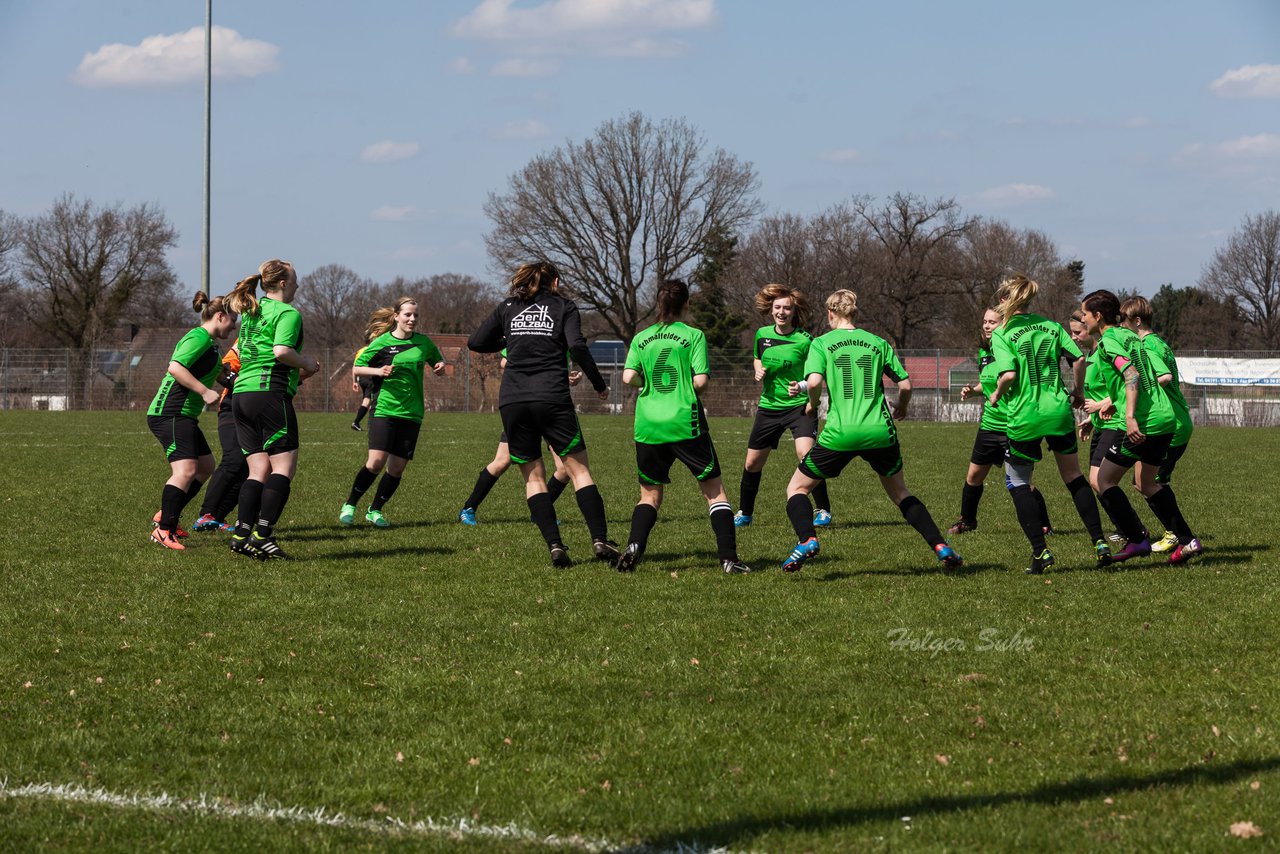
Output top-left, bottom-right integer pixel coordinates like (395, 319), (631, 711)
(0, 412), (1276, 852)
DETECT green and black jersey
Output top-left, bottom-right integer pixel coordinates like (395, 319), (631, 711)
(355, 331), (444, 424)
(235, 298), (305, 397)
(1095, 326), (1176, 435)
(803, 327), (907, 452)
(754, 325), (813, 410)
(148, 327), (220, 419)
(625, 321), (708, 444)
(975, 345), (1008, 432)
(1084, 347), (1125, 431)
(990, 314), (1082, 442)
(1142, 332), (1192, 445)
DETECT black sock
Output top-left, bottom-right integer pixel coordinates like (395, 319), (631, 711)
(739, 469), (762, 516)
(347, 466), (379, 507)
(354, 405), (368, 426)
(527, 493), (560, 547)
(1099, 486), (1147, 543)
(1066, 476), (1105, 542)
(959, 482), (983, 525)
(463, 468), (500, 511)
(212, 458), (248, 521)
(234, 478), (264, 537)
(786, 493), (816, 541)
(370, 473), (401, 511)
(898, 495), (944, 549)
(1010, 485), (1047, 552)
(627, 503), (659, 554)
(180, 479), (203, 517)
(811, 480), (831, 513)
(546, 474), (569, 504)
(575, 484), (608, 542)
(709, 501), (737, 560)
(255, 473), (292, 539)
(160, 484), (185, 531)
(1032, 487), (1052, 530)
(1146, 486), (1194, 543)
(198, 470), (224, 518)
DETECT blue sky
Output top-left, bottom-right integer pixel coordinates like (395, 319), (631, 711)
(1, 0), (1277, 298)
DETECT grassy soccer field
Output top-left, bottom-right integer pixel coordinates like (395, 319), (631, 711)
(0, 411), (1276, 852)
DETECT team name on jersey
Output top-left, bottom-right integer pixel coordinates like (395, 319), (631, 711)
(511, 305), (555, 334)
(825, 337), (877, 353)
(637, 332), (690, 350)
(1005, 322), (1052, 344)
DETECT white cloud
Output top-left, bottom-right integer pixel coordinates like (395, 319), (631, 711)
(974, 184), (1055, 207)
(360, 141), (421, 164)
(1178, 133), (1280, 161)
(73, 25), (278, 87)
(454, 0), (716, 67)
(371, 206), (416, 222)
(1210, 64), (1280, 99)
(493, 119), (551, 140)
(492, 58), (559, 77)
(821, 148), (860, 163)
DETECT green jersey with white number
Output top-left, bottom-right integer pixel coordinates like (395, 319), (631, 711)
(1084, 347), (1125, 431)
(754, 325), (813, 410)
(148, 327), (219, 418)
(356, 331), (443, 423)
(1095, 326), (1176, 436)
(626, 321), (708, 444)
(235, 298), (305, 397)
(1142, 332), (1192, 445)
(990, 314), (1081, 442)
(803, 327), (907, 452)
(975, 345), (1008, 432)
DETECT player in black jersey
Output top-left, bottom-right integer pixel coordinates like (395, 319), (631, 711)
(468, 261), (619, 567)
(191, 340), (247, 532)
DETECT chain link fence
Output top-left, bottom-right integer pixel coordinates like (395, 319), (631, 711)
(3, 344), (1279, 427)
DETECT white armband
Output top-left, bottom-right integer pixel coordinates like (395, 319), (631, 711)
(797, 380), (809, 392)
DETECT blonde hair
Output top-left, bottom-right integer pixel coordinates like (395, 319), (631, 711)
(825, 289), (858, 320)
(995, 274), (1038, 319)
(192, 291), (234, 323)
(366, 296), (418, 340)
(755, 284), (810, 329)
(509, 261), (559, 301)
(1120, 295), (1154, 327)
(227, 259), (294, 317)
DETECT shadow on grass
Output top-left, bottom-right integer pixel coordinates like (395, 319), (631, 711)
(817, 560), (1006, 580)
(629, 755), (1280, 851)
(310, 545), (454, 560)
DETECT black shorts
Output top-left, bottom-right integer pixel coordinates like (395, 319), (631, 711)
(500, 400), (585, 464)
(969, 430), (1008, 466)
(636, 434), (721, 485)
(747, 405), (818, 450)
(1007, 432), (1077, 464)
(1089, 428), (1125, 469)
(357, 376), (372, 395)
(799, 441), (903, 479)
(233, 391), (300, 456)
(367, 416), (422, 460)
(147, 415), (212, 462)
(1104, 431), (1173, 469)
(1156, 442), (1188, 484)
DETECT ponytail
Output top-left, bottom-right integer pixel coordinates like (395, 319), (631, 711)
(193, 291), (234, 323)
(509, 261), (559, 301)
(227, 259), (295, 317)
(995, 274), (1038, 319)
(656, 279), (689, 322)
(825, 289), (858, 320)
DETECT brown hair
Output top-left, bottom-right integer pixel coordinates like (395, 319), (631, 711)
(1081, 289), (1123, 326)
(192, 291), (234, 323)
(509, 261), (559, 301)
(366, 296), (418, 340)
(1120, 295), (1154, 327)
(227, 259), (294, 316)
(754, 283), (810, 329)
(995, 274), (1038, 319)
(825, 289), (858, 320)
(656, 279), (689, 323)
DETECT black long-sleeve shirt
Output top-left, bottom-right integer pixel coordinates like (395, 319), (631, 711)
(468, 292), (608, 406)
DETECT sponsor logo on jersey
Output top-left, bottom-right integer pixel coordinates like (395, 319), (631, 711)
(511, 305), (555, 334)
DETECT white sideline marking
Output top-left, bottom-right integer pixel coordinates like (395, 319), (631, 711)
(0, 780), (745, 853)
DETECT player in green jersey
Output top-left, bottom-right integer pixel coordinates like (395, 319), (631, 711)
(1082, 291), (1202, 565)
(779, 290), (961, 573)
(734, 284), (834, 529)
(1121, 296), (1195, 554)
(988, 275), (1110, 574)
(350, 343), (372, 431)
(226, 260), (320, 560)
(617, 280), (752, 574)
(338, 297), (445, 528)
(948, 307), (1053, 536)
(146, 292), (238, 549)
(1073, 309), (1132, 545)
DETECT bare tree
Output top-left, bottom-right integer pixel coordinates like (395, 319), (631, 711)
(414, 273), (499, 335)
(16, 195), (178, 405)
(1200, 211), (1280, 348)
(294, 263), (375, 353)
(484, 112), (760, 341)
(0, 210), (23, 347)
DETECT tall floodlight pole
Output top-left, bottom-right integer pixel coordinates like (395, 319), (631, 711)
(201, 0), (212, 296)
